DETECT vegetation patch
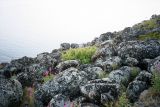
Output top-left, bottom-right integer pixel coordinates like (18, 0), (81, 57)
(117, 92), (132, 107)
(138, 32), (160, 40)
(133, 17), (159, 30)
(130, 67), (140, 81)
(152, 72), (160, 93)
(62, 46), (97, 64)
(43, 74), (54, 83)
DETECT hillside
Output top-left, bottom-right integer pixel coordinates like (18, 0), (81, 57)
(0, 14), (160, 107)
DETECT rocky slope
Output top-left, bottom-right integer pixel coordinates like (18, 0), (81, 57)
(0, 14), (160, 107)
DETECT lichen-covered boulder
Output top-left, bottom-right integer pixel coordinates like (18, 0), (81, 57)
(118, 40), (160, 61)
(0, 75), (23, 107)
(80, 82), (120, 104)
(71, 43), (79, 48)
(82, 66), (105, 80)
(60, 43), (70, 51)
(126, 71), (152, 102)
(17, 65), (43, 87)
(36, 52), (58, 68)
(95, 56), (121, 72)
(10, 56), (35, 70)
(92, 46), (116, 62)
(35, 67), (89, 106)
(97, 32), (115, 43)
(123, 57), (139, 66)
(80, 103), (100, 107)
(108, 66), (136, 85)
(56, 60), (79, 72)
(148, 56), (160, 73)
(47, 94), (72, 107)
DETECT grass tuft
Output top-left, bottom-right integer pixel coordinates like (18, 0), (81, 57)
(62, 46), (97, 64)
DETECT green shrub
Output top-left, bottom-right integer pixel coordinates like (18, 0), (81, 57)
(98, 72), (109, 79)
(117, 92), (132, 107)
(134, 18), (158, 30)
(62, 46), (97, 64)
(138, 32), (160, 40)
(43, 74), (54, 83)
(152, 72), (160, 93)
(130, 67), (140, 81)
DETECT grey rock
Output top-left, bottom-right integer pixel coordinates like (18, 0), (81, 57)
(17, 65), (43, 87)
(92, 46), (116, 62)
(126, 80), (148, 103)
(72, 96), (88, 106)
(95, 56), (121, 72)
(108, 66), (132, 85)
(80, 82), (120, 104)
(148, 55), (160, 73)
(48, 94), (71, 107)
(71, 43), (79, 48)
(60, 43), (70, 51)
(0, 76), (23, 107)
(80, 103), (100, 107)
(118, 40), (160, 61)
(98, 32), (115, 43)
(11, 56), (35, 70)
(36, 52), (58, 68)
(135, 71), (152, 84)
(82, 66), (105, 80)
(56, 60), (79, 72)
(35, 67), (89, 106)
(123, 57), (139, 66)
(126, 71), (152, 102)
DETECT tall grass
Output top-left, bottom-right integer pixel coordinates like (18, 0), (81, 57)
(62, 46), (97, 64)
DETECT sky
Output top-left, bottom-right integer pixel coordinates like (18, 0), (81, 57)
(0, 0), (160, 62)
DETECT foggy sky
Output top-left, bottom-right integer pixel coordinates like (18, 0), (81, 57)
(0, 0), (160, 62)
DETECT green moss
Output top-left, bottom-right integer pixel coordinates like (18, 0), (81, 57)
(152, 72), (160, 93)
(130, 67), (140, 81)
(43, 74), (54, 83)
(138, 32), (160, 40)
(62, 46), (97, 64)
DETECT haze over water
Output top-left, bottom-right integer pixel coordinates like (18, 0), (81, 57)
(0, 0), (160, 62)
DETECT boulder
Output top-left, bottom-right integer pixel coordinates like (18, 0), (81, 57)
(118, 40), (160, 61)
(82, 66), (105, 80)
(50, 49), (61, 60)
(95, 56), (121, 72)
(126, 71), (152, 102)
(97, 32), (115, 43)
(92, 46), (116, 62)
(10, 56), (35, 70)
(108, 66), (131, 84)
(0, 75), (23, 107)
(123, 57), (139, 66)
(36, 52), (58, 68)
(80, 103), (100, 107)
(34, 67), (89, 106)
(135, 71), (152, 84)
(56, 60), (79, 72)
(126, 80), (148, 103)
(108, 66), (132, 85)
(148, 56), (160, 73)
(17, 65), (43, 87)
(80, 82), (120, 104)
(71, 43), (79, 48)
(48, 94), (72, 107)
(60, 43), (70, 51)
